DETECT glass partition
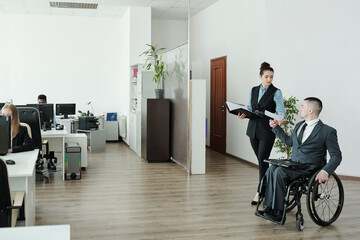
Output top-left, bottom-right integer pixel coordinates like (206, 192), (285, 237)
(162, 43), (189, 170)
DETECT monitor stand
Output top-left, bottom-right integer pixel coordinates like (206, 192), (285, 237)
(61, 114), (69, 119)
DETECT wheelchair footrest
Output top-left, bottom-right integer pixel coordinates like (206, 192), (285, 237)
(255, 210), (286, 225)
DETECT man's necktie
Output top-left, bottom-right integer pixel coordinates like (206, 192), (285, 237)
(297, 123), (307, 144)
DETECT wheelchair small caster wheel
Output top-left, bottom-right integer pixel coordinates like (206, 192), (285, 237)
(296, 218), (304, 231)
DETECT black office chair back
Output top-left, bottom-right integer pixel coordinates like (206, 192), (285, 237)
(17, 107), (42, 149)
(0, 159), (12, 227)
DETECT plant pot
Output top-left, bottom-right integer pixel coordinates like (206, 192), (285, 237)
(155, 89), (164, 99)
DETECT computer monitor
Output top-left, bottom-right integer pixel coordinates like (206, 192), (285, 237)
(0, 115), (11, 155)
(39, 104), (54, 126)
(26, 104), (54, 129)
(56, 103), (76, 119)
(0, 103), (5, 110)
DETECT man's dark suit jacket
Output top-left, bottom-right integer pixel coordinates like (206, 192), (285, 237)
(272, 120), (342, 175)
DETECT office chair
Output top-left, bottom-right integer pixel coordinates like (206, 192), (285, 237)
(0, 159), (25, 227)
(17, 107), (53, 183)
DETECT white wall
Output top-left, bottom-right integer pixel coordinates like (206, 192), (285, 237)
(0, 8), (151, 145)
(0, 13), (123, 116)
(152, 19), (188, 50)
(129, 7), (152, 66)
(191, 0), (360, 177)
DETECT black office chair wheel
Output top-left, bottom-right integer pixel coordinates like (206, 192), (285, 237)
(36, 165), (44, 170)
(47, 161), (57, 171)
(36, 158), (45, 170)
(306, 171), (344, 226)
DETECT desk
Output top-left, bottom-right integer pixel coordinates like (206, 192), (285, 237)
(3, 149), (39, 226)
(41, 129), (68, 162)
(0, 224), (70, 239)
(41, 129), (67, 180)
(77, 129), (106, 152)
(41, 129), (88, 180)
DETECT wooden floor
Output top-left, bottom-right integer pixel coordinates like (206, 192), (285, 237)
(35, 142), (360, 239)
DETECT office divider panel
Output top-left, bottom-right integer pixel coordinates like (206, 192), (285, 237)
(162, 43), (189, 171)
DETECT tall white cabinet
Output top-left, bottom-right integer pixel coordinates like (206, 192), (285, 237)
(129, 64), (155, 156)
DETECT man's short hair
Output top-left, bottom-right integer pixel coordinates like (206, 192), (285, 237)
(304, 97), (322, 116)
(38, 94), (47, 102)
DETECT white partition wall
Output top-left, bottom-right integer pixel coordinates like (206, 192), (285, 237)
(162, 43), (189, 171)
(190, 79), (206, 174)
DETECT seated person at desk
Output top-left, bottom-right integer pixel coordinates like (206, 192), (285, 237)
(37, 94), (56, 127)
(260, 97), (342, 221)
(37, 94), (47, 104)
(1, 104), (35, 153)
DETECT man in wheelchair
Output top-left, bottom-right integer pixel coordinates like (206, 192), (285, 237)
(257, 97), (342, 224)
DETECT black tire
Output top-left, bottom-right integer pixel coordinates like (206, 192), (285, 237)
(296, 217), (304, 231)
(306, 171), (344, 226)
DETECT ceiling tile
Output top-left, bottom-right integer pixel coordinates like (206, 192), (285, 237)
(0, 0), (218, 20)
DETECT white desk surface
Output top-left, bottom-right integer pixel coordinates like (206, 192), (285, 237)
(2, 149), (39, 177)
(0, 224), (70, 240)
(41, 129), (68, 137)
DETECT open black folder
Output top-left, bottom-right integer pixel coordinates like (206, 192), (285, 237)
(224, 101), (262, 119)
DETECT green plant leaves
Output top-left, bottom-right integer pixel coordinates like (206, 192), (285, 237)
(139, 44), (169, 88)
(274, 96), (299, 159)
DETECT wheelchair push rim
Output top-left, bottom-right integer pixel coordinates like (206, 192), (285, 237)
(306, 171), (344, 226)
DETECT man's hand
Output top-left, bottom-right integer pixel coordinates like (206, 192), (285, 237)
(269, 119), (278, 128)
(238, 113), (246, 119)
(278, 117), (286, 125)
(315, 170), (329, 183)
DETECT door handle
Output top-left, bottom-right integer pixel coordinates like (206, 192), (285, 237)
(220, 105), (225, 112)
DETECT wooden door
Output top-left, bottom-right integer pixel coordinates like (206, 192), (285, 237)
(210, 56), (227, 154)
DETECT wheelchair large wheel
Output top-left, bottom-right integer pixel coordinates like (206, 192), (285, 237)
(306, 171), (344, 226)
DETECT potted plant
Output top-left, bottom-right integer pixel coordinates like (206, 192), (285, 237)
(273, 96), (299, 159)
(140, 44), (169, 98)
(78, 110), (93, 117)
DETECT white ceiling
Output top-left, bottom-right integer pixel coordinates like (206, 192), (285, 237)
(0, 0), (218, 20)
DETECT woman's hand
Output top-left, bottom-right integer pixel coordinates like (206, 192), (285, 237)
(238, 113), (246, 119)
(8, 149), (13, 153)
(269, 119), (278, 128)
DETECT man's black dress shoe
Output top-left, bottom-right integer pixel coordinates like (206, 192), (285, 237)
(258, 206), (272, 216)
(264, 210), (283, 222)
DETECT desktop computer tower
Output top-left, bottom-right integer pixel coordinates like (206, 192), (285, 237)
(65, 142), (81, 180)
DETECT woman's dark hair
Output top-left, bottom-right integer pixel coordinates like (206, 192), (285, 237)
(259, 62), (274, 76)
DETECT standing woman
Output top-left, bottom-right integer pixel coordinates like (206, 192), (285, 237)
(1, 104), (34, 153)
(238, 62), (285, 205)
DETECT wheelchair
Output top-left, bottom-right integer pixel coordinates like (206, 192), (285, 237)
(255, 160), (344, 231)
